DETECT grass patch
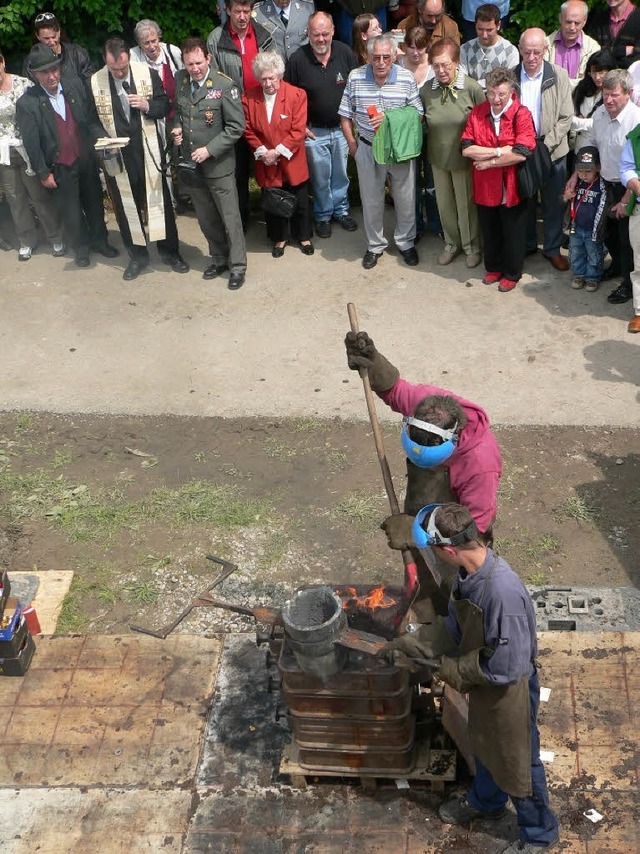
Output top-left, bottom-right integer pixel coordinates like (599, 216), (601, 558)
(559, 495), (599, 523)
(295, 418), (323, 432)
(57, 590), (89, 633)
(15, 412), (36, 432)
(325, 448), (349, 472)
(264, 438), (297, 460)
(331, 492), (382, 530)
(527, 569), (548, 586)
(0, 457), (272, 543)
(537, 533), (560, 553)
(498, 465), (529, 502)
(124, 581), (160, 605)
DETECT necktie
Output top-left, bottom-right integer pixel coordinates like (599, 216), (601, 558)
(191, 79), (199, 96)
(440, 84), (457, 105)
(121, 80), (131, 120)
(280, 9), (288, 27)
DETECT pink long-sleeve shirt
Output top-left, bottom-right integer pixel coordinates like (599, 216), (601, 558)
(379, 378), (502, 534)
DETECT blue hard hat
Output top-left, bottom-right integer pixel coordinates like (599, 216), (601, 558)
(401, 416), (458, 469)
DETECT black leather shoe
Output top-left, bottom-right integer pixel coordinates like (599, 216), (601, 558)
(92, 242), (119, 258)
(168, 254), (189, 273)
(203, 263), (229, 280)
(362, 250), (381, 269)
(123, 259), (146, 280)
(300, 242), (315, 255)
(607, 281), (633, 304)
(272, 244), (285, 258)
(315, 220), (331, 238)
(334, 214), (358, 232)
(602, 266), (621, 281)
(228, 272), (245, 290)
(75, 253), (90, 268)
(401, 246), (419, 266)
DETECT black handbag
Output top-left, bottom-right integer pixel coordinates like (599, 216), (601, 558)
(517, 136), (553, 199)
(262, 186), (297, 218)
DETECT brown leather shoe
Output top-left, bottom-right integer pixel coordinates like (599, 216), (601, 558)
(628, 315), (640, 333)
(547, 254), (569, 271)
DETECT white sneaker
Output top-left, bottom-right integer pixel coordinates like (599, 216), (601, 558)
(52, 242), (66, 257)
(571, 276), (585, 289)
(585, 280), (600, 292)
(18, 246), (32, 261)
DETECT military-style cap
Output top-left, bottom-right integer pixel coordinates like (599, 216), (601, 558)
(28, 43), (62, 72)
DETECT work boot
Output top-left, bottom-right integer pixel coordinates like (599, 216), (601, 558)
(439, 795), (506, 825)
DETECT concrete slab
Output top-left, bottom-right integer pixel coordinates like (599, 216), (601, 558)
(0, 214), (637, 427)
(0, 634), (221, 853)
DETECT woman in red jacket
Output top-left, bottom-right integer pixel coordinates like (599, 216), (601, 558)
(242, 51), (313, 258)
(460, 67), (536, 292)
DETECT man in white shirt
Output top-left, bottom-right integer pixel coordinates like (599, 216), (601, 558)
(546, 1), (600, 90)
(516, 28), (574, 271)
(460, 3), (519, 92)
(585, 68), (640, 304)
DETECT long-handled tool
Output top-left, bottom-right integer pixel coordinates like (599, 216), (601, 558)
(346, 303), (420, 617)
(130, 555), (238, 639)
(346, 303), (442, 595)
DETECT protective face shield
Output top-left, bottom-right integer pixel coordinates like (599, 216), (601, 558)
(412, 503), (477, 549)
(401, 417), (458, 469)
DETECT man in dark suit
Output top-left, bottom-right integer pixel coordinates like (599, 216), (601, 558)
(90, 37), (188, 280)
(172, 38), (247, 289)
(16, 43), (118, 267)
(253, 0), (314, 60)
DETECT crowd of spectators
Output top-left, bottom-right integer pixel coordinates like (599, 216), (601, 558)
(2, 1), (640, 328)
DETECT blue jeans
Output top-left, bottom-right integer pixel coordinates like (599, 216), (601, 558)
(526, 155), (567, 257)
(467, 669), (559, 847)
(569, 226), (605, 280)
(305, 127), (350, 222)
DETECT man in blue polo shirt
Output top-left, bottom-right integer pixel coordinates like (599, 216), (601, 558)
(338, 33), (423, 269)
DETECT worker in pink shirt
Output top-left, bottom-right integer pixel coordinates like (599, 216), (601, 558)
(345, 330), (502, 615)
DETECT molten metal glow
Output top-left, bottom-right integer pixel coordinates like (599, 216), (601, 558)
(341, 585), (396, 611)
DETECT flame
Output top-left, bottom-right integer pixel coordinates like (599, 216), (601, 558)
(340, 584), (396, 611)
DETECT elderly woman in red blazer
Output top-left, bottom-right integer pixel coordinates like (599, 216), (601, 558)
(461, 67), (536, 293)
(242, 51), (313, 258)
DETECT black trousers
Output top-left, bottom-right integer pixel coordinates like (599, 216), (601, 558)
(54, 158), (108, 255)
(109, 144), (179, 261)
(604, 181), (633, 282)
(478, 200), (528, 281)
(264, 182), (312, 244)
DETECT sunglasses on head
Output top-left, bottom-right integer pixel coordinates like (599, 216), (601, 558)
(35, 12), (56, 24)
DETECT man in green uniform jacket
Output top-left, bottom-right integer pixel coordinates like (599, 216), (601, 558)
(172, 37), (247, 290)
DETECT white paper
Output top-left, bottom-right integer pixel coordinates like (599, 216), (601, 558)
(539, 750), (555, 763)
(583, 809), (604, 823)
(540, 687), (551, 702)
(395, 778), (410, 789)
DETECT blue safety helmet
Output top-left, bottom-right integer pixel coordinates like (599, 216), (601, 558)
(412, 503), (477, 549)
(401, 416), (458, 469)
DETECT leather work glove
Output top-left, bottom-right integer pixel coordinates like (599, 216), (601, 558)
(344, 331), (400, 392)
(380, 513), (415, 550)
(384, 617), (458, 662)
(439, 647), (493, 694)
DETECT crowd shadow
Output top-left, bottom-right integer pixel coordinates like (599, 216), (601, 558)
(583, 339), (640, 396)
(574, 450), (639, 587)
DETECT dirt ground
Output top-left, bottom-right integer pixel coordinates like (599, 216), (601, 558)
(0, 411), (637, 636)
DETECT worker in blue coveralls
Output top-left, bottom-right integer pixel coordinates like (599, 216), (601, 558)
(385, 502), (559, 854)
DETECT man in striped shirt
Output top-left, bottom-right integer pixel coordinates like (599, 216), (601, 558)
(338, 34), (424, 270)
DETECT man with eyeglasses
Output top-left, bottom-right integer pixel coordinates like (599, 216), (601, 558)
(516, 28), (573, 271)
(398, 0), (460, 49)
(339, 34), (423, 269)
(24, 12), (93, 87)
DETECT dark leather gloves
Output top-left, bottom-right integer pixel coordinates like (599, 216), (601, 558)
(439, 647), (493, 693)
(381, 513), (415, 550)
(344, 330), (400, 392)
(384, 618), (458, 662)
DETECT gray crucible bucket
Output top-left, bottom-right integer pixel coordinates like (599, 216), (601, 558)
(281, 585), (348, 680)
